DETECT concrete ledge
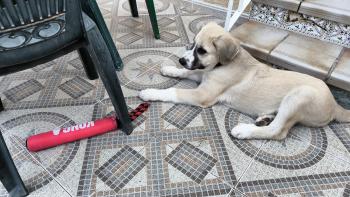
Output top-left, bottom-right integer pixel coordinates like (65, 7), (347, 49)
(269, 34), (343, 80)
(231, 21), (289, 60)
(252, 0), (302, 11)
(299, 0), (350, 25)
(231, 21), (350, 92)
(328, 48), (350, 92)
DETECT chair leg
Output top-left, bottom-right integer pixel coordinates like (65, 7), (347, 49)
(145, 0), (160, 39)
(128, 0), (139, 17)
(78, 47), (99, 80)
(82, 0), (125, 71)
(85, 27), (133, 135)
(0, 133), (28, 197)
(0, 98), (3, 112)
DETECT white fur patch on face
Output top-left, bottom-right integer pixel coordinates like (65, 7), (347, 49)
(183, 43), (197, 67)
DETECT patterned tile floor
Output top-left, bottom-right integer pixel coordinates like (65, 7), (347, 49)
(1, 0), (350, 196)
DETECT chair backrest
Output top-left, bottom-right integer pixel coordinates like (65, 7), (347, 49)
(1, 0), (63, 30)
(0, 0), (83, 31)
(0, 0), (84, 52)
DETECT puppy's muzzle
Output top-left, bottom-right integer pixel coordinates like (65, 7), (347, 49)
(179, 57), (186, 66)
(179, 57), (192, 70)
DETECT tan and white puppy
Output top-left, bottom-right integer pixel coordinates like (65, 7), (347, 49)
(139, 22), (350, 140)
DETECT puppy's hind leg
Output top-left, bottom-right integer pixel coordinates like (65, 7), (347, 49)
(231, 86), (315, 140)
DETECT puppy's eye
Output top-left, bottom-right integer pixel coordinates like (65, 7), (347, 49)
(197, 47), (207, 55)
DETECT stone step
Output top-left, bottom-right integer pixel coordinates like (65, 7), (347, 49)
(231, 21), (350, 92)
(299, 0), (350, 26)
(328, 48), (350, 92)
(252, 0), (302, 11)
(252, 0), (350, 25)
(249, 1), (350, 48)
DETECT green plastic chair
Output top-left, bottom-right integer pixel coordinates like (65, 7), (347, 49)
(128, 0), (160, 39)
(82, 0), (160, 72)
(82, 0), (125, 71)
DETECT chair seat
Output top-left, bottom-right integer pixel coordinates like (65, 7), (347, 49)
(0, 13), (95, 68)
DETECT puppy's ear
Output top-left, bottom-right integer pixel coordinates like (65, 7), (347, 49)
(213, 34), (240, 64)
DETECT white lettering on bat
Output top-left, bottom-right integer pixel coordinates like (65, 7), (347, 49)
(52, 121), (95, 136)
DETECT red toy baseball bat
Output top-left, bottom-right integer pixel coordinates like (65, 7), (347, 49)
(26, 103), (149, 152)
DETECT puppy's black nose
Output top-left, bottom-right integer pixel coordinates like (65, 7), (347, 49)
(179, 58), (186, 66)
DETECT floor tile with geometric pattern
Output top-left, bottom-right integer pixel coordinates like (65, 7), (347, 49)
(1, 0), (350, 196)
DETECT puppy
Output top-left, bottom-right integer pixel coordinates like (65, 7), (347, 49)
(139, 22), (350, 140)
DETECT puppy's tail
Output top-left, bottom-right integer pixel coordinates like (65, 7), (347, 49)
(335, 104), (350, 122)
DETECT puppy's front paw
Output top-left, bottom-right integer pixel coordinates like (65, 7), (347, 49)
(231, 123), (256, 139)
(139, 89), (159, 101)
(160, 66), (182, 77)
(139, 88), (177, 102)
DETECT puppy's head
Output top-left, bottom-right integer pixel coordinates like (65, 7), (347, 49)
(179, 22), (240, 70)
